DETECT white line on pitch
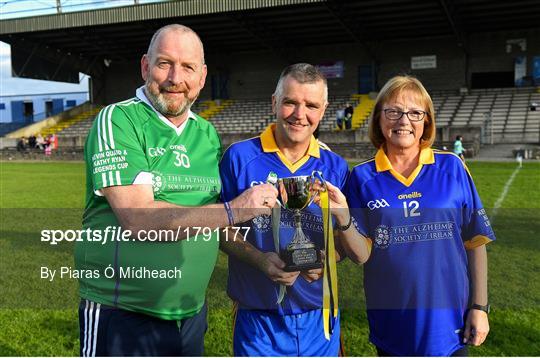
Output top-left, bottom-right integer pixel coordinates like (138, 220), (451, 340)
(491, 165), (521, 221)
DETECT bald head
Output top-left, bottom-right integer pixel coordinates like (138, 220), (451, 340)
(146, 24), (205, 64)
(141, 24), (207, 124)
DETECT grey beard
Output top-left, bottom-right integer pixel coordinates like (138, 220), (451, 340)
(145, 86), (193, 117)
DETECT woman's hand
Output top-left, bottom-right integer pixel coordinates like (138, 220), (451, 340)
(313, 181), (350, 226)
(463, 309), (490, 346)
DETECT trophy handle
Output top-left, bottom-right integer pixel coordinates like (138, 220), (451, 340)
(309, 170), (327, 206)
(275, 180), (286, 209)
(267, 171), (286, 209)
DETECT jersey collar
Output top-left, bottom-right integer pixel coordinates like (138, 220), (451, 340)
(375, 146), (435, 187)
(260, 124), (320, 173)
(136, 86), (197, 136)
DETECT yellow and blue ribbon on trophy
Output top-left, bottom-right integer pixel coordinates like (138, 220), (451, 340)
(314, 172), (339, 340)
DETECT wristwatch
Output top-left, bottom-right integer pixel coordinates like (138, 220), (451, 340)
(335, 215), (352, 231)
(470, 303), (490, 314)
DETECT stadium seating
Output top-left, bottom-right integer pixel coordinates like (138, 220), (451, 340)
(350, 94), (375, 130)
(199, 95), (363, 134)
(431, 86), (540, 142)
(54, 107), (103, 137)
(199, 99), (273, 134)
(12, 87), (536, 146)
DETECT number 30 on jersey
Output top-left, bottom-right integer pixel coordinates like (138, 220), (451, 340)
(173, 151), (191, 168)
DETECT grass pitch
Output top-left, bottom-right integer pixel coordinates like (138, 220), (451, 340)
(0, 161), (539, 356)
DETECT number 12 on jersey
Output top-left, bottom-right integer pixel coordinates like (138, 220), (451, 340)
(403, 200), (421, 218)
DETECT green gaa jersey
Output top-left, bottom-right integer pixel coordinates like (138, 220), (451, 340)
(76, 87), (222, 320)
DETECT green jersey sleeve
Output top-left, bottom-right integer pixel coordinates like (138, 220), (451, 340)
(86, 103), (150, 191)
(193, 112), (222, 161)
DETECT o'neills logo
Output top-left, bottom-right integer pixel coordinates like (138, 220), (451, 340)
(398, 191), (422, 200)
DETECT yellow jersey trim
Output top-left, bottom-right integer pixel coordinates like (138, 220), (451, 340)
(464, 235), (493, 250)
(374, 147), (435, 187)
(351, 157), (376, 170)
(260, 124), (320, 173)
(432, 150), (473, 178)
(318, 140), (332, 151)
(365, 237), (373, 256)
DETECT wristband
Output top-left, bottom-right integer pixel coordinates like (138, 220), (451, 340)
(224, 201), (235, 226)
(470, 303), (490, 314)
(335, 215), (352, 231)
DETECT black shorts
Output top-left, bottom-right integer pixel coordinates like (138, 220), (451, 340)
(78, 299), (208, 357)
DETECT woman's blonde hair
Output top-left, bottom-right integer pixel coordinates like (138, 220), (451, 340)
(368, 75), (436, 149)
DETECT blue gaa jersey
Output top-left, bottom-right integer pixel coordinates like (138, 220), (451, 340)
(220, 124), (349, 314)
(344, 147), (495, 356)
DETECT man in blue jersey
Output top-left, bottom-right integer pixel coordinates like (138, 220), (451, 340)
(219, 63), (349, 356)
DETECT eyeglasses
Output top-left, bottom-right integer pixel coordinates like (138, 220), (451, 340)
(383, 109), (427, 122)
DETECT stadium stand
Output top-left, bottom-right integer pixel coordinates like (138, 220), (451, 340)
(351, 94), (375, 130)
(197, 95), (364, 134)
(1, 0), (538, 162)
(431, 87), (540, 143)
(4, 102), (98, 139)
(2, 86), (537, 162)
(53, 100), (231, 137)
(2, 94), (366, 140)
(47, 107), (102, 136)
(203, 99), (273, 134)
(195, 100), (234, 121)
(42, 87), (536, 142)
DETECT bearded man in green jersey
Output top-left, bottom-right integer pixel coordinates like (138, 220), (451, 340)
(76, 24), (278, 357)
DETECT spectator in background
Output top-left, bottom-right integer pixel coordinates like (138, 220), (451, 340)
(16, 137), (26, 152)
(28, 135), (37, 149)
(336, 108), (345, 130)
(50, 133), (58, 150)
(36, 134), (45, 150)
(454, 135), (466, 161)
(44, 135), (52, 156)
(344, 102), (354, 130)
(516, 151), (523, 168)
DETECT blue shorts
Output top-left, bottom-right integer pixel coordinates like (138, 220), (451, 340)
(233, 308), (341, 356)
(78, 299), (207, 356)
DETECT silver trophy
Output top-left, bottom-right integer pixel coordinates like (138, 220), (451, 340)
(274, 171), (325, 272)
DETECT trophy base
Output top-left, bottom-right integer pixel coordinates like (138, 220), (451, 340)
(283, 262), (324, 272)
(281, 248), (323, 272)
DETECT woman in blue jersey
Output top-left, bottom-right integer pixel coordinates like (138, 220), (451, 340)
(320, 75), (495, 356)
